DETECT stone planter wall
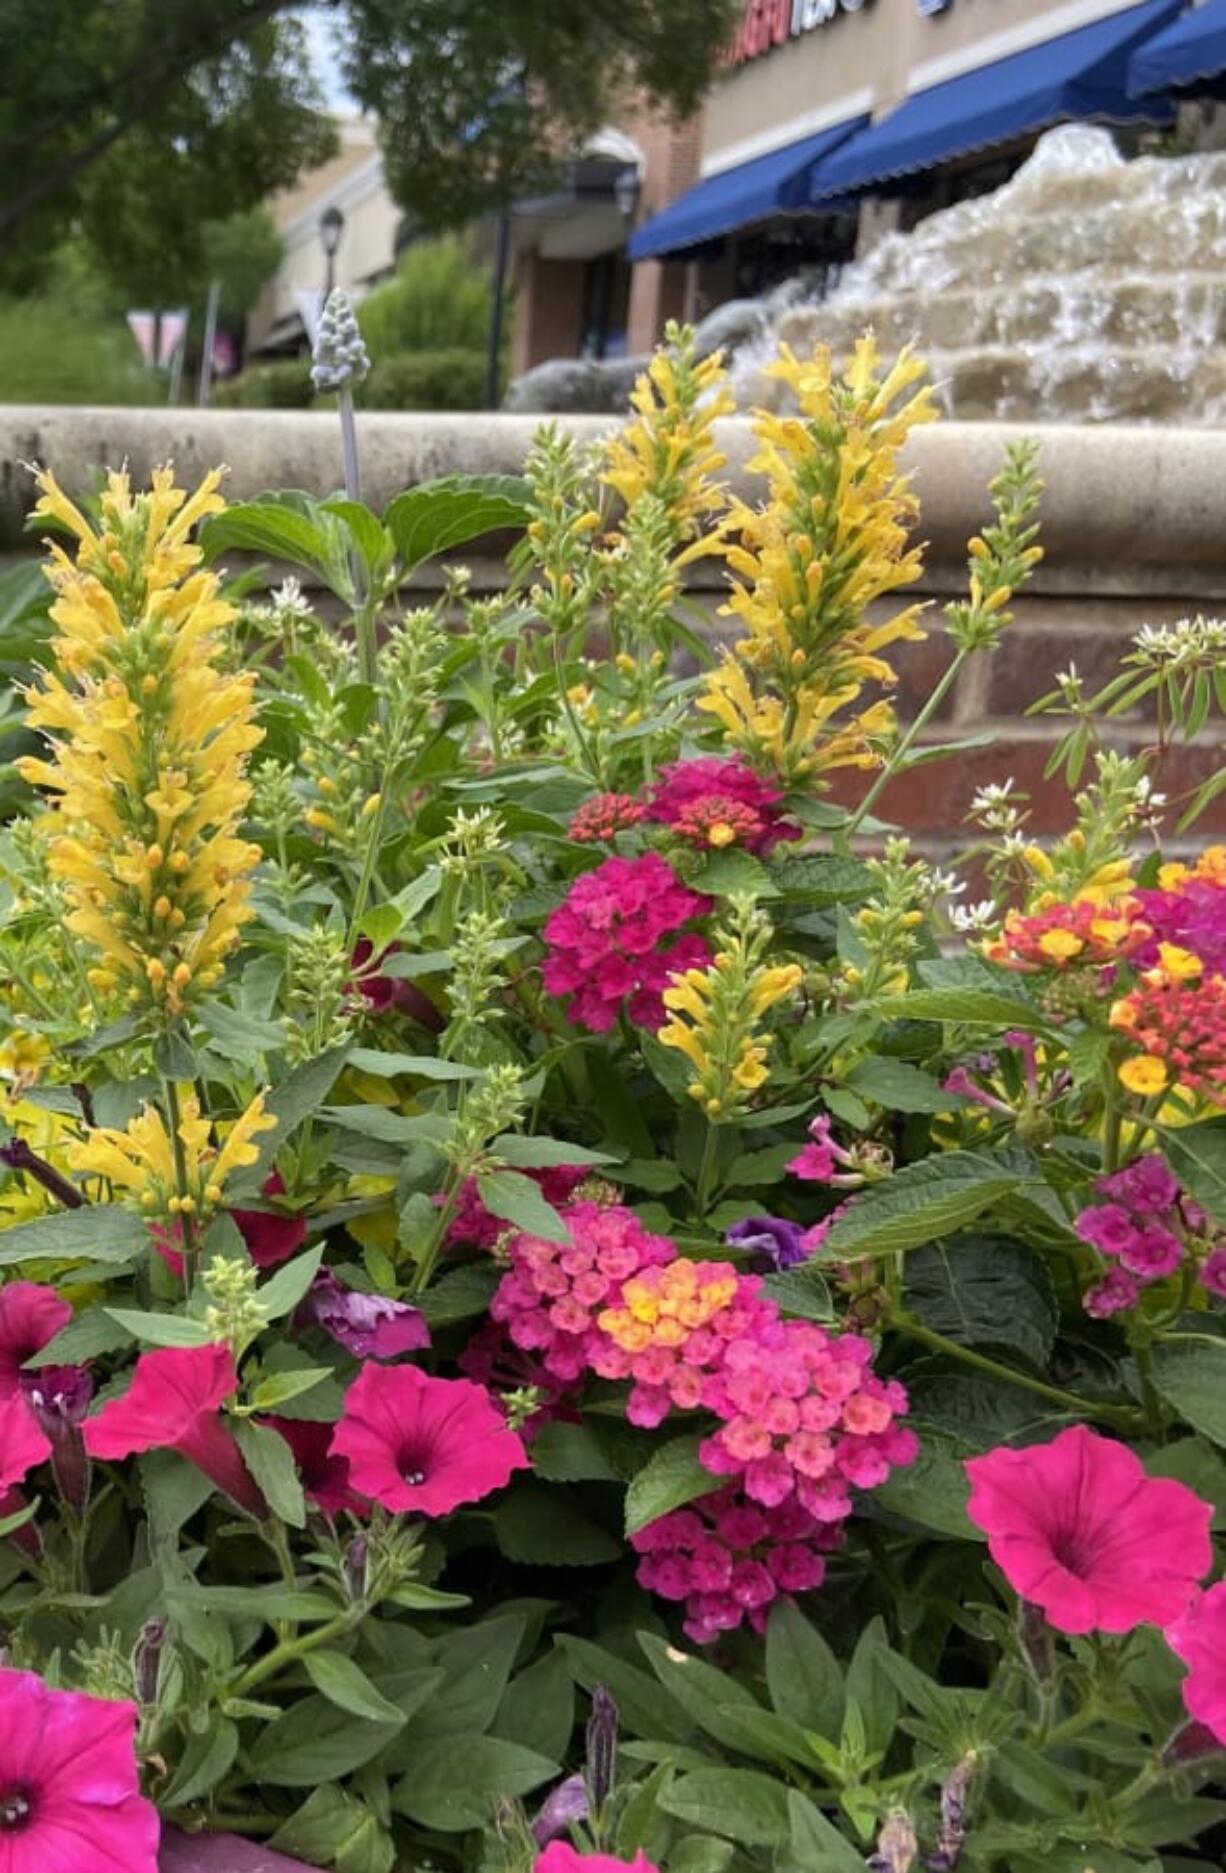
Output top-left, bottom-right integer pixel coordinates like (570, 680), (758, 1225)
(3, 407), (1224, 844)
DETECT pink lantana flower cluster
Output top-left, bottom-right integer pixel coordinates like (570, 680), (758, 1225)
(542, 853), (712, 1033)
(633, 1486), (840, 1645)
(484, 1195), (915, 1639)
(1074, 1153), (1226, 1316)
(645, 757), (801, 856)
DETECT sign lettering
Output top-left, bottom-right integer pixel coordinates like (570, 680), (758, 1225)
(722, 0), (871, 68)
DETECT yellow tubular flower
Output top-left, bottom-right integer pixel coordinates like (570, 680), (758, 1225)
(700, 335), (936, 782)
(602, 321), (734, 548)
(658, 907), (802, 1119)
(70, 1090), (274, 1221)
(18, 468), (263, 1017)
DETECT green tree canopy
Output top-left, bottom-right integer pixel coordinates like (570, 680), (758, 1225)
(0, 0), (737, 287)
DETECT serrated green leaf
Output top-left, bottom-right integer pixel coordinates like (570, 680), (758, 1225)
(625, 1436), (716, 1535)
(904, 1236), (1057, 1367)
(0, 1204), (145, 1266)
(824, 1152), (1022, 1258)
(772, 855), (873, 903)
(418, 1260), (499, 1326)
(1152, 1339), (1226, 1444)
(384, 475), (529, 572)
(847, 1056), (964, 1113)
(691, 849), (780, 899)
(1160, 1119), (1226, 1229)
(477, 1169), (569, 1241)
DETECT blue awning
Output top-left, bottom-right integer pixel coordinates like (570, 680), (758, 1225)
(809, 0), (1182, 202)
(627, 117), (864, 261)
(1130, 0), (1226, 94)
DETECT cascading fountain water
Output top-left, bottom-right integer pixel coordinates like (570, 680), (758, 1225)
(732, 124), (1226, 423)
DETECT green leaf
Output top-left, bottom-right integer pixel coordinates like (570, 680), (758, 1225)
(1160, 1119), (1226, 1229)
(409, 1615), (526, 1740)
(765, 1599), (844, 1739)
(625, 1436), (717, 1536)
(492, 1649), (575, 1764)
(904, 1236), (1058, 1367)
(249, 1366), (331, 1411)
(161, 1715), (238, 1806)
(140, 1450), (214, 1554)
(256, 1244), (325, 1320)
(690, 849), (780, 900)
(248, 1694), (404, 1785)
(321, 497), (392, 574)
(493, 1134), (615, 1169)
(345, 1049), (481, 1081)
(771, 855), (874, 904)
(384, 475), (529, 572)
(495, 1485), (620, 1565)
(556, 1635), (690, 1743)
(477, 1169), (569, 1242)
(393, 1732), (557, 1831)
(200, 498), (345, 587)
(727, 1143), (796, 1185)
(871, 1435), (980, 1539)
(782, 1791), (865, 1873)
(762, 1264), (833, 1321)
(847, 1056), (964, 1114)
(824, 1152), (1023, 1259)
(26, 1308), (131, 1367)
(196, 999), (286, 1056)
(845, 1617), (898, 1758)
(875, 989), (1050, 1031)
(234, 1045), (351, 1195)
(270, 1786), (396, 1873)
(234, 1420), (306, 1527)
(168, 1583), (339, 1622)
(1152, 1339), (1226, 1444)
(0, 1204), (146, 1266)
(304, 1650), (408, 1724)
(1146, 1436), (1226, 1528)
(418, 1261), (499, 1326)
(613, 1159), (685, 1194)
(529, 1419), (626, 1482)
(103, 1308), (213, 1348)
(660, 1769), (790, 1847)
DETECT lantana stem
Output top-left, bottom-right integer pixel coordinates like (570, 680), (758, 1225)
(895, 1315), (1147, 1431)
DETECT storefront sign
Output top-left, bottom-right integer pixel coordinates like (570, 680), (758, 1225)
(723, 0), (872, 69)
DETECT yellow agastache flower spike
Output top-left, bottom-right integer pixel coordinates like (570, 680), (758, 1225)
(602, 321), (734, 548)
(18, 467), (263, 1017)
(71, 1091), (274, 1223)
(658, 908), (802, 1120)
(700, 337), (936, 782)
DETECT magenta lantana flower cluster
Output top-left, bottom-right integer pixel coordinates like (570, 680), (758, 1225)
(484, 1194), (915, 1641)
(1074, 1153), (1226, 1315)
(542, 852), (713, 1032)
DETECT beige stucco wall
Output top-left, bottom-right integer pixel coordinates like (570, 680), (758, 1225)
(702, 0), (1155, 172)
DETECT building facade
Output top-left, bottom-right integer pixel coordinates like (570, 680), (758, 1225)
(629, 0), (1188, 314)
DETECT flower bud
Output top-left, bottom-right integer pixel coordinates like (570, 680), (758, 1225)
(133, 1618), (168, 1704)
(585, 1684), (618, 1812)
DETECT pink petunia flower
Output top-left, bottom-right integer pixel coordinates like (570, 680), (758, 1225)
(535, 1847), (659, 1873)
(1165, 1580), (1226, 1745)
(350, 937), (445, 1031)
(296, 1270), (430, 1360)
(330, 1363), (529, 1516)
(231, 1172), (308, 1271)
(82, 1344), (265, 1518)
(0, 1667), (160, 1871)
(263, 1416), (368, 1518)
(0, 1392), (51, 1491)
(965, 1424), (1213, 1634)
(0, 1283), (72, 1394)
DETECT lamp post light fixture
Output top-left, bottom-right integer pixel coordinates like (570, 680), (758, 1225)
(614, 165), (642, 225)
(319, 205), (346, 298)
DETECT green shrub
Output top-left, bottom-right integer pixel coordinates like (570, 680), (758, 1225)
(0, 297), (157, 405)
(356, 235), (495, 356)
(359, 348), (487, 410)
(213, 358), (313, 408)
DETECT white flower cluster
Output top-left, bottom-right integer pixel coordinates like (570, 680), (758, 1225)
(1130, 615), (1226, 669)
(311, 290), (370, 394)
(967, 777), (1025, 835)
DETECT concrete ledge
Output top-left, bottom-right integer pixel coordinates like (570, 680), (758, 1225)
(2, 407), (1226, 594)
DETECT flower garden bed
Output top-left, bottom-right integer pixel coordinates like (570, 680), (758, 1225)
(0, 315), (1223, 1873)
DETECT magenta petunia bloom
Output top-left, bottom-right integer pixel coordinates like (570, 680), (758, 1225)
(0, 1283), (72, 1395)
(263, 1416), (368, 1518)
(1166, 1580), (1226, 1745)
(231, 1172), (308, 1271)
(83, 1344), (265, 1518)
(0, 1668), (160, 1871)
(965, 1424), (1213, 1634)
(535, 1848), (659, 1873)
(350, 938), (445, 1031)
(0, 1392), (51, 1491)
(542, 853), (712, 1033)
(297, 1270), (430, 1360)
(330, 1363), (529, 1516)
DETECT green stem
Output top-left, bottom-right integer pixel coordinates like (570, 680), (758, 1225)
(1130, 1334), (1166, 1438)
(844, 647), (969, 840)
(894, 1316), (1147, 1431)
(694, 1122), (721, 1219)
(161, 1073), (199, 1294)
(229, 1606), (361, 1699)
